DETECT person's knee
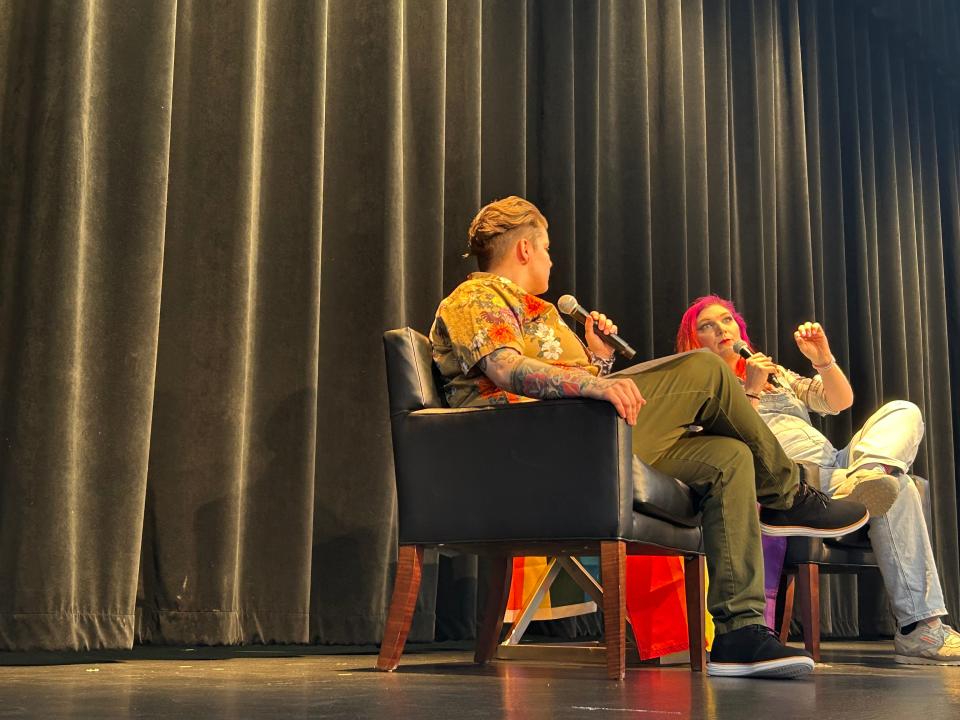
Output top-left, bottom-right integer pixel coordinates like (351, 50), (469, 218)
(697, 438), (757, 507)
(882, 400), (924, 435)
(709, 437), (755, 478)
(677, 349), (728, 383)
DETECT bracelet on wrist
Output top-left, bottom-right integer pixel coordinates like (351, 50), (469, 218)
(745, 392), (761, 401)
(590, 351), (616, 375)
(812, 356), (836, 372)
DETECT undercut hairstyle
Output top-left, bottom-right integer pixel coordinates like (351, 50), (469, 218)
(465, 196), (548, 271)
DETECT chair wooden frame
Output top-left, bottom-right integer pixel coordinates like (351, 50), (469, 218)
(777, 564), (821, 661)
(377, 540), (705, 680)
(776, 478), (932, 662)
(777, 562), (881, 662)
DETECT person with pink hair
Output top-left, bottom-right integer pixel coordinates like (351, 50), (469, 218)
(677, 295), (960, 665)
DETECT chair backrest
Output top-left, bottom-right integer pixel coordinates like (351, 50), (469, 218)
(383, 328), (446, 414)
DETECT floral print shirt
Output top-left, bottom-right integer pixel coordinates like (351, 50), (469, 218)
(430, 273), (598, 407)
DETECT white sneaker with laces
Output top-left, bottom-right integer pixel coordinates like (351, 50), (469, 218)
(894, 619), (960, 666)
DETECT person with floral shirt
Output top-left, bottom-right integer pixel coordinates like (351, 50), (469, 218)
(429, 195), (869, 678)
(432, 271), (611, 408)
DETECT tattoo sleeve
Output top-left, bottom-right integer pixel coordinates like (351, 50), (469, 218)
(587, 349), (616, 376)
(478, 348), (604, 399)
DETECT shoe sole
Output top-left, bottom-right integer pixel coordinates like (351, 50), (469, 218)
(847, 475), (900, 517)
(760, 511), (870, 538)
(894, 654), (960, 666)
(707, 656), (815, 678)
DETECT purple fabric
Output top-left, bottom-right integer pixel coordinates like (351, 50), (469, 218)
(762, 535), (788, 627)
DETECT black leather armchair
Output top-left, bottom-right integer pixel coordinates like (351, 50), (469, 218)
(376, 328), (706, 680)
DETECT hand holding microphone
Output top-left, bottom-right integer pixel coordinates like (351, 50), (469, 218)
(556, 294), (643, 423)
(732, 340), (783, 391)
(584, 311), (617, 360)
(557, 294), (637, 360)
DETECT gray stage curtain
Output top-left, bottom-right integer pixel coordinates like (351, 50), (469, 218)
(0, 0), (957, 650)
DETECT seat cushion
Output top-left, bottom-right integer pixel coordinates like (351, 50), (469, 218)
(631, 456), (702, 528)
(627, 510), (703, 553)
(824, 524), (872, 549)
(784, 534), (877, 567)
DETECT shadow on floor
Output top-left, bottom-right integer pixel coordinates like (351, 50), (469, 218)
(0, 640), (474, 667)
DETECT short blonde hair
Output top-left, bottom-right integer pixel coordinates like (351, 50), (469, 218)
(465, 196), (548, 270)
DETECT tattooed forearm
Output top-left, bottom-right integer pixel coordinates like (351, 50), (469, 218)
(510, 360), (604, 398)
(479, 348), (604, 399)
(478, 347), (645, 424)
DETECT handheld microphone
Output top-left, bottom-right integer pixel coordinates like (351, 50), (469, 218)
(557, 294), (637, 360)
(732, 340), (783, 389)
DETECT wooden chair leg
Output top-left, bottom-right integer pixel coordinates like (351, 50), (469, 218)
(778, 572), (796, 644)
(474, 555), (512, 664)
(683, 555), (706, 672)
(796, 563), (821, 662)
(376, 545), (424, 671)
(601, 541), (626, 681)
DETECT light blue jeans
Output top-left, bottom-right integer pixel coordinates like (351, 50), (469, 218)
(761, 398), (946, 627)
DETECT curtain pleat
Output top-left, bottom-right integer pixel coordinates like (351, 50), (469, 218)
(1, 0), (958, 649)
(0, 0), (177, 648)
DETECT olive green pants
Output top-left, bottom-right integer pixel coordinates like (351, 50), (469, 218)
(615, 351), (800, 633)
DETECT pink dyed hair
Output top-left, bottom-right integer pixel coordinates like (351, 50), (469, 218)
(675, 295), (754, 379)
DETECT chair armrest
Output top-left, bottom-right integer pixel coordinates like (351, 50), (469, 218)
(390, 399), (634, 545)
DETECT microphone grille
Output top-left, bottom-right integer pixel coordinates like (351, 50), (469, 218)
(732, 340), (749, 354)
(557, 294), (578, 315)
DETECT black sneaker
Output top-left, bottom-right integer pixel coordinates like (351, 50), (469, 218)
(760, 470), (869, 538)
(707, 625), (815, 678)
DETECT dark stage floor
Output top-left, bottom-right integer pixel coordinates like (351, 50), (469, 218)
(0, 641), (958, 719)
